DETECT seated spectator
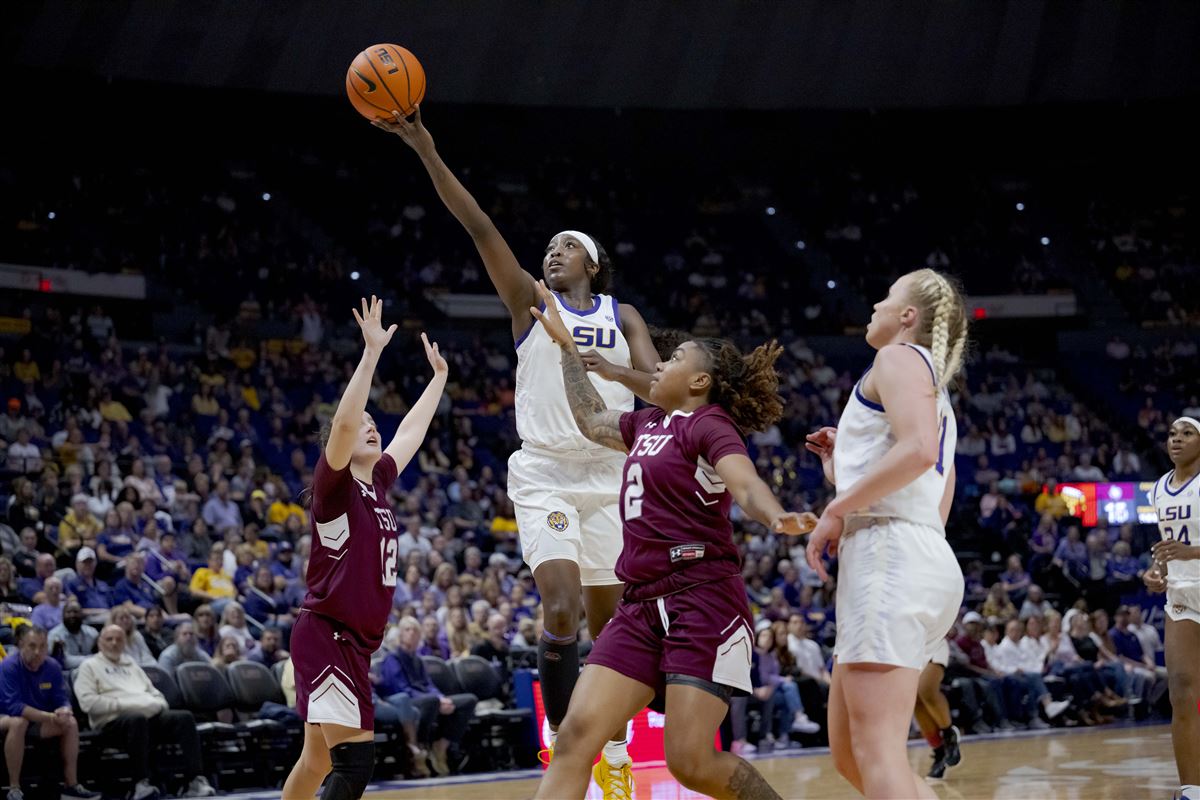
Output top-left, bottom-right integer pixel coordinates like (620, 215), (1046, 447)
(65, 547), (113, 623)
(786, 614), (830, 687)
(509, 618), (537, 652)
(58, 494), (102, 556)
(0, 558), (21, 605)
(989, 619), (1070, 728)
(217, 602), (256, 652)
(192, 605), (219, 657)
(211, 635), (244, 673)
(30, 577), (65, 630)
(48, 600), (99, 670)
(201, 480), (241, 535)
(1035, 480), (1069, 519)
(1018, 585), (1052, 621)
(96, 506), (138, 567)
(268, 541), (299, 590)
(141, 606), (172, 659)
(157, 621), (209, 675)
(470, 613), (511, 686)
(74, 625), (215, 798)
(999, 555), (1031, 605)
(5, 429), (42, 475)
(245, 626), (288, 667)
(242, 566), (291, 628)
(1126, 605), (1163, 663)
(11, 529), (40, 579)
(143, 532), (190, 585)
(113, 554), (159, 620)
(376, 617), (477, 776)
(981, 583), (1017, 624)
(108, 607), (155, 668)
(1053, 526), (1089, 587)
(752, 625), (820, 742)
(17, 553), (56, 603)
(1106, 542), (1141, 600)
(953, 612), (1014, 732)
(0, 625), (99, 799)
(417, 615), (449, 659)
(188, 546), (235, 615)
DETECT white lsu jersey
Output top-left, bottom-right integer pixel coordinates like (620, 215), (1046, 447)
(515, 291), (634, 453)
(833, 343), (957, 531)
(1151, 470), (1200, 587)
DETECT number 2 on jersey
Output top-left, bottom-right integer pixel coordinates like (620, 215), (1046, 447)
(624, 463), (645, 520)
(379, 537), (398, 586)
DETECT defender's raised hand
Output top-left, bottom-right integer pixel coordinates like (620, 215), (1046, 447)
(352, 296), (398, 353)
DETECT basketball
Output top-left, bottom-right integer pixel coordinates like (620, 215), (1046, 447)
(346, 44), (426, 121)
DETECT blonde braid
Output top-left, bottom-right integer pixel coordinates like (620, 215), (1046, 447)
(929, 275), (952, 388)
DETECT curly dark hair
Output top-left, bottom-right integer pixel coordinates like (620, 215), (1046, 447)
(649, 327), (691, 361)
(585, 235), (613, 294)
(694, 338), (784, 433)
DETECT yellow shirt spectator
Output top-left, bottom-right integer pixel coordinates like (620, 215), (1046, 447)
(268, 500), (307, 528)
(190, 567), (236, 600)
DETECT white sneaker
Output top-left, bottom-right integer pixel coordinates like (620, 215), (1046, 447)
(131, 780), (160, 800)
(791, 713), (821, 734)
(182, 776), (215, 798)
(731, 741), (757, 756)
(1045, 699), (1071, 720)
(8, 788), (25, 800)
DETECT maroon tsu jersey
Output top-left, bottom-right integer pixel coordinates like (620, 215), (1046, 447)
(303, 453), (399, 652)
(616, 405), (748, 588)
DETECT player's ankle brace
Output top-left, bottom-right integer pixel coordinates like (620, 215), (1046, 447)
(538, 632), (579, 727)
(321, 741), (375, 800)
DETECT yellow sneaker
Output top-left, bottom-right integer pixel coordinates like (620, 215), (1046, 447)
(592, 759), (634, 800)
(538, 744), (554, 766)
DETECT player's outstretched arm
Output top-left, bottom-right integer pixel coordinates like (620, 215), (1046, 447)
(373, 108), (537, 327)
(713, 453), (817, 536)
(384, 332), (449, 470)
(580, 304), (659, 402)
(328, 296), (396, 471)
(529, 281), (629, 453)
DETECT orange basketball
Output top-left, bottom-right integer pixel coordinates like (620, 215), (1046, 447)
(346, 44), (426, 121)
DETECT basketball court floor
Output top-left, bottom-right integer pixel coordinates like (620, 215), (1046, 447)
(226, 722), (1177, 799)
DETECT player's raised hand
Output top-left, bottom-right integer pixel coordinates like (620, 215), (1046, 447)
(352, 296), (398, 353)
(372, 106), (436, 157)
(420, 332), (448, 377)
(529, 280), (574, 349)
(772, 511), (819, 536)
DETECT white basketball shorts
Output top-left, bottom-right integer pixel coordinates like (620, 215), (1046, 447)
(1165, 581), (1200, 626)
(507, 446), (625, 586)
(834, 517), (964, 670)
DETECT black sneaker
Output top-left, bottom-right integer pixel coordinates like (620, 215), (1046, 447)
(942, 725), (962, 768)
(927, 749), (947, 780)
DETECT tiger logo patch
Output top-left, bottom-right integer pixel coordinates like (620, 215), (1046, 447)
(546, 511), (569, 532)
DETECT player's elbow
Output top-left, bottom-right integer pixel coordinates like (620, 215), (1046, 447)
(907, 437), (939, 470)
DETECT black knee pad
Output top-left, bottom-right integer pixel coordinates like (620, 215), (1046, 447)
(321, 741), (375, 800)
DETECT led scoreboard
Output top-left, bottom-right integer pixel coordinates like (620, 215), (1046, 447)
(1057, 482), (1159, 527)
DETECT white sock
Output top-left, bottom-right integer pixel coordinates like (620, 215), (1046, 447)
(1180, 784), (1199, 800)
(547, 728), (558, 747)
(603, 737), (631, 767)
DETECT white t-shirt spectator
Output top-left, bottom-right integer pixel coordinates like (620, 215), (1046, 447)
(1072, 463), (1106, 481)
(787, 634), (827, 682)
(6, 441), (41, 473)
(990, 432), (1017, 457)
(1112, 450), (1141, 476)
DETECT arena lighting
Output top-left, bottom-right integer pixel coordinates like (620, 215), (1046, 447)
(795, 240), (806, 250)
(827, 280), (837, 289)
(973, 307), (987, 320)
(765, 206), (776, 216)
(1015, 202), (1025, 211)
(350, 271), (360, 280)
(47, 211), (56, 220)
(1040, 236), (1050, 246)
(262, 192), (272, 201)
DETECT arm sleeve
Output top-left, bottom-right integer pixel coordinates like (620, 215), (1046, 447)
(73, 661), (118, 717)
(693, 413), (749, 466)
(312, 453), (354, 524)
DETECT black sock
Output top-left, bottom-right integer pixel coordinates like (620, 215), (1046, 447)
(538, 633), (580, 728)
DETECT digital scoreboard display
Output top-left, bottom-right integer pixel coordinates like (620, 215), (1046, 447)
(1057, 482), (1158, 527)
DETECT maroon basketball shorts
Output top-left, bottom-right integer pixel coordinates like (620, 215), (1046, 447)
(587, 574), (754, 700)
(291, 610), (375, 730)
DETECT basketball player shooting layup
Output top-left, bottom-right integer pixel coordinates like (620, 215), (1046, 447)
(1145, 417), (1200, 800)
(524, 280), (817, 800)
(805, 268), (968, 799)
(374, 107), (661, 796)
(282, 297), (448, 800)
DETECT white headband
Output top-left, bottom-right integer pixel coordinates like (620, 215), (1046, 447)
(555, 230), (599, 264)
(1175, 417), (1200, 434)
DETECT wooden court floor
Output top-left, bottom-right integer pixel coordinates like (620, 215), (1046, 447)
(350, 723), (1179, 799)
